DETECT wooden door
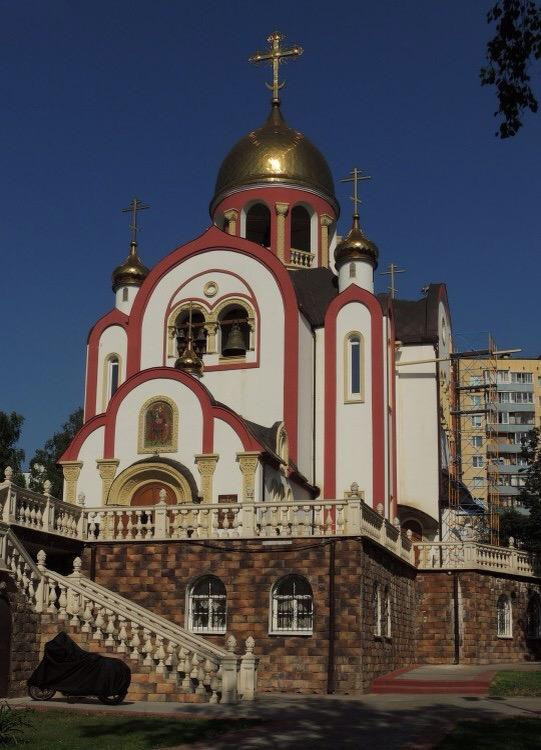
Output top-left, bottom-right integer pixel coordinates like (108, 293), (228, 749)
(0, 596), (12, 698)
(130, 482), (177, 506)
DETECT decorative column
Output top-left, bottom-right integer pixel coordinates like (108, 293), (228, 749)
(205, 322), (218, 354)
(58, 461), (83, 504)
(236, 452), (260, 502)
(275, 202), (289, 263)
(194, 454), (219, 503)
(96, 459), (119, 504)
(224, 209), (239, 236)
(320, 214), (333, 267)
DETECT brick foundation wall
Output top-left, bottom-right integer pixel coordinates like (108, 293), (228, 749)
(0, 571), (41, 697)
(417, 571), (541, 664)
(82, 536), (417, 694)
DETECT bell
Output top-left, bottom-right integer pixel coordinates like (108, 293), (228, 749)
(222, 322), (246, 357)
(195, 325), (207, 346)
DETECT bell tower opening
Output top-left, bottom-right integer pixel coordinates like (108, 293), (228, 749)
(290, 205), (311, 252)
(245, 203), (271, 247)
(220, 306), (250, 358)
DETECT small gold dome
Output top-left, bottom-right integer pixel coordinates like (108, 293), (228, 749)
(211, 103), (337, 212)
(175, 345), (203, 376)
(334, 215), (379, 269)
(112, 241), (149, 292)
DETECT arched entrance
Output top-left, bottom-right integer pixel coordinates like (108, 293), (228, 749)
(131, 482), (177, 506)
(106, 459), (199, 506)
(0, 593), (12, 697)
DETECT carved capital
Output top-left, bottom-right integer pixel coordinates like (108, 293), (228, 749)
(320, 214), (333, 268)
(236, 451), (260, 503)
(96, 459), (120, 504)
(224, 209), (239, 235)
(195, 454), (219, 503)
(58, 461), (83, 504)
(275, 202), (289, 217)
(320, 213), (333, 227)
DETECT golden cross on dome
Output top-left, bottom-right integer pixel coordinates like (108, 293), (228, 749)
(249, 31), (303, 104)
(122, 197), (150, 245)
(380, 263), (406, 299)
(340, 168), (371, 217)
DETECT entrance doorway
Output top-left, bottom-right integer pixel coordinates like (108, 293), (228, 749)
(0, 595), (12, 697)
(131, 482), (177, 506)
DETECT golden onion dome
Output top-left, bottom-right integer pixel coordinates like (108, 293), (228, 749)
(112, 241), (149, 292)
(334, 214), (379, 270)
(211, 103), (337, 213)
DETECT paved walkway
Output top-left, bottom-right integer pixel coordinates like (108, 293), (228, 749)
(8, 679), (541, 749)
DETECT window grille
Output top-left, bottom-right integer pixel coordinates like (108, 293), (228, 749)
(496, 595), (512, 637)
(188, 576), (226, 634)
(527, 594), (541, 639)
(271, 575), (313, 634)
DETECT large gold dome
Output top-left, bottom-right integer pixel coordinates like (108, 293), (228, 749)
(211, 103), (337, 212)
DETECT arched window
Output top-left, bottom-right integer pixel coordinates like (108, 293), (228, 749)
(174, 309), (207, 356)
(527, 593), (541, 639)
(108, 355), (119, 398)
(220, 306), (250, 358)
(246, 203), (271, 247)
(497, 594), (512, 638)
(271, 575), (313, 634)
(187, 576), (227, 634)
(349, 262), (356, 278)
(290, 205), (311, 252)
(384, 585), (392, 638)
(345, 333), (363, 402)
(373, 582), (382, 637)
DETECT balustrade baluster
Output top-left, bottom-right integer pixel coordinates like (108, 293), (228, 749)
(57, 584), (68, 620)
(142, 629), (154, 666)
(129, 623), (141, 660)
(153, 635), (166, 675)
(93, 607), (105, 640)
(81, 599), (94, 633)
(135, 511), (143, 540)
(47, 579), (58, 614)
(116, 616), (128, 653)
(105, 610), (116, 647)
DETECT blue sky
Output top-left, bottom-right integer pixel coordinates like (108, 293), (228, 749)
(1, 0), (539, 463)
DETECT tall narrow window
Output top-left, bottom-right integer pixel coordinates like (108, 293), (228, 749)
(290, 205), (311, 251)
(271, 575), (313, 634)
(497, 595), (512, 637)
(345, 333), (363, 402)
(527, 594), (541, 639)
(374, 582), (382, 637)
(187, 576), (227, 634)
(384, 586), (392, 638)
(109, 356), (119, 397)
(245, 203), (271, 247)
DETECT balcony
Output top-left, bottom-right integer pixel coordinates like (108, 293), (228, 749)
(288, 248), (314, 268)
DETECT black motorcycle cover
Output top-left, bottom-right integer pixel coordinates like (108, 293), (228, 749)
(28, 631), (131, 697)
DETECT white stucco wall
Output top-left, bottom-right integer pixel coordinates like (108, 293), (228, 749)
(313, 327), (325, 490)
(95, 325), (128, 414)
(140, 250), (285, 428)
(75, 426), (105, 505)
(335, 302), (373, 504)
(212, 418), (244, 499)
(297, 314), (314, 483)
(395, 343), (439, 520)
(115, 284), (139, 314)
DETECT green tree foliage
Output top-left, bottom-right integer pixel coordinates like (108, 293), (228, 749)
(500, 427), (541, 549)
(481, 0), (541, 137)
(28, 408), (83, 499)
(0, 411), (26, 486)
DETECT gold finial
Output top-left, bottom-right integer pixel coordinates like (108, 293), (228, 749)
(340, 167), (371, 225)
(122, 197), (150, 245)
(112, 197), (150, 292)
(380, 263), (406, 299)
(175, 303), (203, 375)
(249, 31), (303, 105)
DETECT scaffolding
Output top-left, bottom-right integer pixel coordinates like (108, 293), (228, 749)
(441, 335), (500, 545)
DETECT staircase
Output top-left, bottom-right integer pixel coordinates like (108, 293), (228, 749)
(0, 523), (257, 703)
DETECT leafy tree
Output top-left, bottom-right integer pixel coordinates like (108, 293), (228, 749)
(0, 410), (26, 486)
(481, 0), (541, 138)
(500, 427), (541, 550)
(28, 408), (83, 499)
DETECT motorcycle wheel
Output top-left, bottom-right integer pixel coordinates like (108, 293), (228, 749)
(97, 692), (127, 706)
(28, 686), (56, 701)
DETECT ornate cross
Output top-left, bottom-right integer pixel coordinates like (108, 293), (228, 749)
(380, 263), (406, 299)
(122, 197), (150, 244)
(340, 167), (371, 216)
(249, 31), (303, 104)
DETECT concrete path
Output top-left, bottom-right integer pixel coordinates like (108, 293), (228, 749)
(8, 687), (541, 749)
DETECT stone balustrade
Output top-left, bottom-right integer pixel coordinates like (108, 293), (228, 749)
(415, 540), (541, 579)
(289, 248), (314, 268)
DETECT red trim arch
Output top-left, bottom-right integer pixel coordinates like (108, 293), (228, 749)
(63, 367), (262, 462)
(323, 285), (385, 506)
(84, 309), (129, 420)
(125, 226), (300, 462)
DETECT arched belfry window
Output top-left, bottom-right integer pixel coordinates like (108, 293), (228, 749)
(270, 575), (313, 634)
(245, 203), (271, 247)
(220, 306), (250, 358)
(345, 332), (364, 402)
(290, 205), (311, 252)
(527, 593), (541, 639)
(497, 594), (512, 637)
(175, 309), (207, 356)
(187, 575), (227, 634)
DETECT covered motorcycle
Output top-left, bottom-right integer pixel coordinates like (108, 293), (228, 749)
(28, 631), (131, 705)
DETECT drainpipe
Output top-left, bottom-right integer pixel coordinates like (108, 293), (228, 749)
(452, 570), (460, 664)
(327, 539), (336, 694)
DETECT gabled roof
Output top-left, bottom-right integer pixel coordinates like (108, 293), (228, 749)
(288, 267), (338, 327)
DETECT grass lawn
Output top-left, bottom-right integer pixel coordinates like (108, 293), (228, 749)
(435, 718), (541, 750)
(0, 708), (255, 750)
(489, 670), (541, 697)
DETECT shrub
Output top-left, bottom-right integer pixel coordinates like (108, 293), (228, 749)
(0, 703), (32, 745)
